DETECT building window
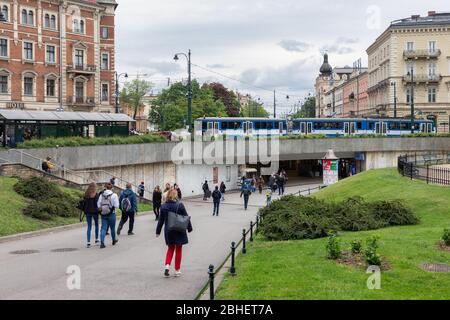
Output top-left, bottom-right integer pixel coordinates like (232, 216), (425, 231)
(44, 14), (50, 28)
(46, 79), (55, 97)
(406, 42), (414, 51)
(80, 20), (85, 33)
(0, 39), (7, 57)
(75, 49), (84, 67)
(428, 62), (436, 78)
(21, 9), (27, 24)
(428, 87), (437, 103)
(101, 53), (109, 70)
(102, 83), (109, 101)
(75, 81), (84, 99)
(46, 45), (55, 63)
(101, 27), (108, 39)
(0, 75), (7, 93)
(406, 87), (412, 104)
(28, 10), (34, 26)
(429, 41), (436, 53)
(50, 15), (56, 29)
(23, 77), (33, 96)
(73, 19), (84, 33)
(23, 42), (33, 60)
(2, 5), (8, 21)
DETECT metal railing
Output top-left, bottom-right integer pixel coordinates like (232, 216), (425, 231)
(403, 73), (442, 83)
(403, 49), (441, 59)
(398, 153), (450, 186)
(197, 185), (324, 300)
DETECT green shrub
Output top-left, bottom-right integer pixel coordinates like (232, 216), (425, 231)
(442, 229), (450, 246)
(326, 232), (341, 260)
(14, 177), (79, 221)
(364, 236), (382, 266)
(350, 240), (363, 254)
(259, 195), (418, 241)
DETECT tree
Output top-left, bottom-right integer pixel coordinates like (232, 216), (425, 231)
(240, 100), (269, 118)
(149, 80), (227, 131)
(205, 82), (240, 117)
(120, 79), (153, 120)
(291, 97), (316, 118)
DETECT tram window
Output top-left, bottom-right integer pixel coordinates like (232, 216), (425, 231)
(260, 122), (267, 129)
(389, 122), (399, 130)
(368, 122), (375, 130)
(202, 122), (207, 131)
(221, 122), (227, 130)
(293, 122), (300, 130)
(357, 122), (363, 130)
(266, 122), (273, 130)
(274, 122), (279, 129)
(400, 122), (409, 130)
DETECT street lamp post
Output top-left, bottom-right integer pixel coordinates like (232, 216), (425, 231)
(115, 72), (128, 113)
(407, 70), (415, 133)
(174, 50), (192, 133)
(391, 81), (397, 118)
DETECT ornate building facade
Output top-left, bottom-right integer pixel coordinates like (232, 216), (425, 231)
(0, 0), (117, 112)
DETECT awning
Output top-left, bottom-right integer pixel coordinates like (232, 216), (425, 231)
(0, 109), (135, 122)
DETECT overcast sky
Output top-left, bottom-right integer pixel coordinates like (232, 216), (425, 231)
(115, 0), (448, 114)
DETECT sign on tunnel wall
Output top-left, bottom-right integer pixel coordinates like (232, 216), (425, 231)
(323, 159), (339, 186)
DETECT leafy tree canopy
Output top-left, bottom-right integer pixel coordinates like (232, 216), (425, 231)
(120, 79), (153, 119)
(241, 100), (270, 118)
(291, 97), (316, 118)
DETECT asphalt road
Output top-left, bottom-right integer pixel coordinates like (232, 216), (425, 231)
(0, 183), (320, 300)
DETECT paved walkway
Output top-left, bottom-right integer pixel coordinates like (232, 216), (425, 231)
(0, 182), (321, 300)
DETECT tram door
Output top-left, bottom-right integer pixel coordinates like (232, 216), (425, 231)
(375, 122), (387, 135)
(420, 123), (432, 133)
(307, 122), (313, 134)
(214, 122), (219, 135)
(344, 122), (350, 135)
(279, 122), (284, 135)
(243, 121), (253, 136)
(207, 122), (214, 135)
(300, 122), (306, 134)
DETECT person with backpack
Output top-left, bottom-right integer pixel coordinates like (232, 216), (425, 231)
(156, 189), (193, 278)
(212, 186), (221, 216)
(97, 183), (120, 249)
(240, 183), (252, 211)
(117, 183), (138, 236)
(219, 181), (226, 201)
(152, 185), (162, 220)
(82, 183), (100, 248)
(202, 180), (209, 201)
(138, 181), (145, 198)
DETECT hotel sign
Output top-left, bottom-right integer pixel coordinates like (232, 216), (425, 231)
(6, 102), (25, 110)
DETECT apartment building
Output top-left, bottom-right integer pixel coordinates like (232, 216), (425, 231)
(367, 11), (450, 131)
(0, 0), (117, 112)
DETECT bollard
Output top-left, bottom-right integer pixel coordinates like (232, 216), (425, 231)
(427, 164), (430, 184)
(208, 265), (215, 300)
(250, 221), (254, 242)
(230, 242), (237, 276)
(242, 229), (247, 254)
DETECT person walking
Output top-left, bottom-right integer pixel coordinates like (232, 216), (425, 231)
(257, 176), (264, 194)
(117, 183), (138, 236)
(202, 180), (210, 201)
(110, 176), (117, 187)
(82, 182), (100, 248)
(152, 186), (162, 221)
(277, 174), (285, 196)
(212, 186), (221, 216)
(97, 183), (119, 249)
(138, 181), (145, 198)
(174, 183), (182, 200)
(219, 181), (226, 201)
(240, 184), (252, 210)
(162, 183), (171, 203)
(156, 189), (193, 278)
(265, 189), (272, 207)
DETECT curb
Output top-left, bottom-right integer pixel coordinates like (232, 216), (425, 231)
(0, 211), (152, 244)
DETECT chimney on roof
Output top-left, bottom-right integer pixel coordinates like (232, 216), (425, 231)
(428, 11), (436, 16)
(411, 14), (420, 20)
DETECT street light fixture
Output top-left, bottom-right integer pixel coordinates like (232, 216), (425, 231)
(174, 50), (193, 134)
(115, 72), (128, 113)
(407, 70), (415, 133)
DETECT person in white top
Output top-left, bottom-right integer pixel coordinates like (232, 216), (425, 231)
(97, 183), (120, 249)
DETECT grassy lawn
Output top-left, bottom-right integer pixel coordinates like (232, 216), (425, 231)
(0, 176), (152, 237)
(216, 168), (450, 300)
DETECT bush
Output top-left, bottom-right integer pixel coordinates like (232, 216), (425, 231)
(259, 195), (418, 241)
(14, 177), (79, 221)
(364, 236), (382, 266)
(442, 229), (450, 246)
(326, 232), (341, 260)
(17, 134), (167, 149)
(350, 240), (363, 254)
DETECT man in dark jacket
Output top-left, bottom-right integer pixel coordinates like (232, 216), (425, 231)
(277, 174), (285, 196)
(212, 186), (221, 216)
(202, 180), (209, 201)
(117, 183), (138, 236)
(240, 184), (252, 210)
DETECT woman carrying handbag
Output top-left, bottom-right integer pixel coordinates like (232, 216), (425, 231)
(156, 189), (193, 278)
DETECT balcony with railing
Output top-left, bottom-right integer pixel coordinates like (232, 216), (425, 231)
(403, 49), (441, 59)
(403, 73), (442, 83)
(66, 64), (97, 74)
(67, 96), (96, 107)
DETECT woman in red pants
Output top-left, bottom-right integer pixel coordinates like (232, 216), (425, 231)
(156, 189), (193, 277)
